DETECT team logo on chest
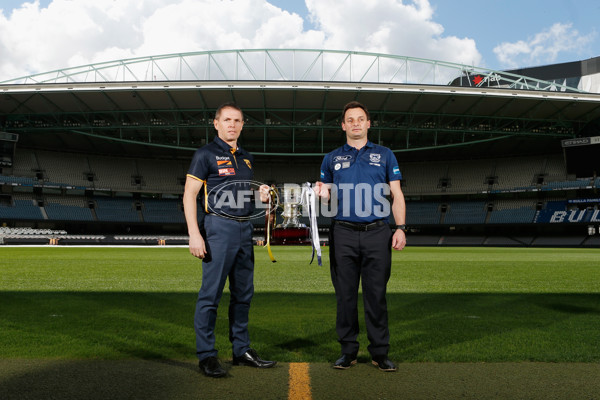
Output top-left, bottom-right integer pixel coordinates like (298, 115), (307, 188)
(369, 153), (382, 167)
(244, 159), (252, 169)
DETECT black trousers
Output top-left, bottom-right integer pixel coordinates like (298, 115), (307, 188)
(329, 222), (393, 357)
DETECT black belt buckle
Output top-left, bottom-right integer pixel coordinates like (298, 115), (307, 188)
(360, 222), (374, 231)
(364, 220), (384, 231)
(337, 219), (384, 231)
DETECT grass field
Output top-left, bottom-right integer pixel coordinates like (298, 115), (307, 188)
(1, 245), (600, 362)
(1, 245), (600, 399)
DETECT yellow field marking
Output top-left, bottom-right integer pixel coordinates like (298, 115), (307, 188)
(288, 362), (312, 400)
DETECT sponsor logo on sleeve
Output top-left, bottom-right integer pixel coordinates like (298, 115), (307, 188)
(393, 166), (400, 175)
(320, 171), (325, 179)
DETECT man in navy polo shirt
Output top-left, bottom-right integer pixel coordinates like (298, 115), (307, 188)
(314, 101), (407, 372)
(183, 102), (276, 378)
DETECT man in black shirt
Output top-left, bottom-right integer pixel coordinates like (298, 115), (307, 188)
(183, 102), (276, 378)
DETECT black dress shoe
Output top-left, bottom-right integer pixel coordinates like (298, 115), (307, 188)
(232, 349), (277, 368)
(333, 353), (357, 369)
(199, 356), (227, 378)
(372, 355), (397, 372)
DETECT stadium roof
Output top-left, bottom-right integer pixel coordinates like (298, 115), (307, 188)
(1, 49), (600, 159)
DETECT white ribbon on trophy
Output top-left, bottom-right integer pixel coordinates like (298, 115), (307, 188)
(302, 182), (322, 266)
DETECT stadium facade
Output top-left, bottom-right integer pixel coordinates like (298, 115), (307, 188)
(1, 49), (599, 246)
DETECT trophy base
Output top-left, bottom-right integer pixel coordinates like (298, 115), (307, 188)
(271, 227), (310, 245)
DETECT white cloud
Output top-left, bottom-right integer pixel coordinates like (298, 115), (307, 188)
(0, 0), (481, 81)
(493, 22), (596, 69)
(306, 0), (479, 64)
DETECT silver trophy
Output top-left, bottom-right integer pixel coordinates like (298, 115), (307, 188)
(276, 184), (306, 228)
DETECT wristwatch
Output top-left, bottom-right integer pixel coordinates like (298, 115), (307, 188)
(395, 224), (407, 232)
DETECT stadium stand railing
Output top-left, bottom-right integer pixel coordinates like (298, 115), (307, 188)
(542, 179), (593, 190)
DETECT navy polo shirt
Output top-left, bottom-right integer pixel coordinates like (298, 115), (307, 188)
(320, 141), (402, 223)
(187, 136), (255, 218)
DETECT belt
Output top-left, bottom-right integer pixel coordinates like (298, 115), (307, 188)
(207, 212), (250, 223)
(334, 219), (386, 232)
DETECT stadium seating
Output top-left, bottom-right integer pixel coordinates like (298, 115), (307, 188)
(94, 197), (140, 223)
(3, 149), (581, 197)
(11, 150), (39, 179)
(44, 195), (94, 222)
(141, 198), (185, 224)
(544, 155), (567, 182)
(136, 159), (186, 193)
(88, 156), (141, 192)
(494, 156), (543, 190)
(443, 201), (488, 225)
(399, 161), (448, 195)
(2, 147), (598, 245)
(0, 226), (66, 235)
(444, 159), (493, 193)
(488, 199), (538, 224)
(36, 150), (91, 188)
(406, 202), (441, 225)
(0, 198), (44, 220)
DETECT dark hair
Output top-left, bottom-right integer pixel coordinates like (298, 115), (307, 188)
(215, 102), (243, 120)
(342, 101), (370, 121)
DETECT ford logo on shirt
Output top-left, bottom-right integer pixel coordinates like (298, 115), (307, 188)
(333, 155), (352, 162)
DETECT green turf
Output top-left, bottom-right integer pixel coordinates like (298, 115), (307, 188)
(3, 360), (599, 400)
(1, 246), (599, 362)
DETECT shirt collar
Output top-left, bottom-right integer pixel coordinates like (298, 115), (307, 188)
(343, 140), (374, 152)
(213, 135), (240, 154)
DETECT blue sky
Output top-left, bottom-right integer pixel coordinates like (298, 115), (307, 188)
(0, 0), (597, 80)
(430, 0), (598, 68)
(268, 0), (598, 69)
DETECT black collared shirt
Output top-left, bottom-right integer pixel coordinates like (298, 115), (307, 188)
(187, 136), (255, 218)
